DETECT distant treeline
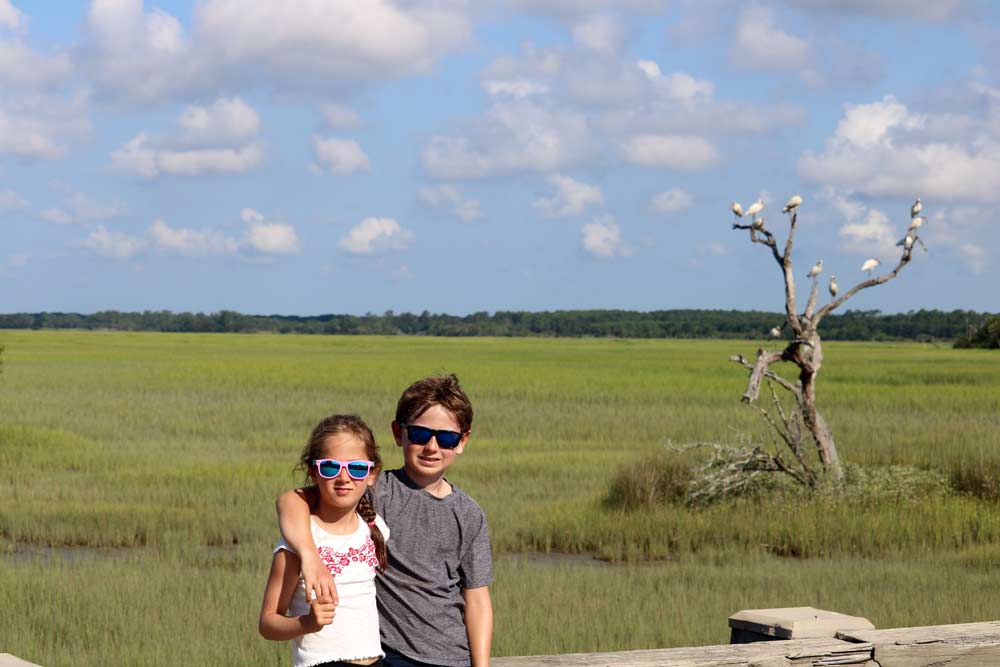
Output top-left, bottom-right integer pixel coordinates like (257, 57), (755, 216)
(954, 316), (1000, 349)
(0, 309), (996, 342)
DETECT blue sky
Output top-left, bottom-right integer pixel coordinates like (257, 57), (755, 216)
(2, 0), (998, 316)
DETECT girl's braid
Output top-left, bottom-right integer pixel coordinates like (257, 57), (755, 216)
(357, 492), (388, 571)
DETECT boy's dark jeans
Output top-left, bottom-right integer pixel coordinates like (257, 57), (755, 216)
(382, 646), (463, 667)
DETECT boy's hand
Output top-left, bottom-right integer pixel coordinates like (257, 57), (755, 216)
(302, 553), (338, 608)
(305, 594), (336, 632)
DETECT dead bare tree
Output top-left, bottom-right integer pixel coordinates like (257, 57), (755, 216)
(727, 196), (926, 485)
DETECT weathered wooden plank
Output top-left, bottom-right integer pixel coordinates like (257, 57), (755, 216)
(836, 621), (1000, 667)
(492, 638), (874, 667)
(730, 607), (874, 642)
(0, 655), (43, 667)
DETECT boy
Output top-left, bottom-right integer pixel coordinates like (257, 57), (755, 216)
(277, 374), (493, 667)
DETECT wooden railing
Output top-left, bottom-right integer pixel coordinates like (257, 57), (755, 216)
(493, 619), (1000, 666)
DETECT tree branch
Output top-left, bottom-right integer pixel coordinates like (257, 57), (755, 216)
(783, 212), (801, 333)
(804, 277), (820, 322)
(730, 353), (800, 398)
(812, 251), (913, 328)
(737, 348), (787, 403)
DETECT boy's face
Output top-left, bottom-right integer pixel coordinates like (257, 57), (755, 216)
(392, 404), (468, 482)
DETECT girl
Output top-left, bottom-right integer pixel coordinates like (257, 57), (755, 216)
(259, 414), (389, 667)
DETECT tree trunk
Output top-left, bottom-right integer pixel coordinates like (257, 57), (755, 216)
(797, 335), (843, 479)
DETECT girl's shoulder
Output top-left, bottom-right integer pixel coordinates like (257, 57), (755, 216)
(372, 512), (389, 541)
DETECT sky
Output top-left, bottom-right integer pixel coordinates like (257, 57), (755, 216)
(2, 0), (999, 316)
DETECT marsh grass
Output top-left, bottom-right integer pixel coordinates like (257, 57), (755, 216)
(1, 331), (999, 665)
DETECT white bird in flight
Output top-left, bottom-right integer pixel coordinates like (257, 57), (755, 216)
(861, 258), (881, 275)
(807, 259), (823, 279)
(911, 198), (922, 218)
(746, 199), (764, 219)
(732, 202), (743, 219)
(829, 275), (838, 297)
(782, 195), (802, 214)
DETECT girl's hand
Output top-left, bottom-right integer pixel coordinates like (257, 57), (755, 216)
(305, 594), (336, 633)
(302, 552), (338, 608)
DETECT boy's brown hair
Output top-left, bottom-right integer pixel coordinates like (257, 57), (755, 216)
(395, 373), (474, 433)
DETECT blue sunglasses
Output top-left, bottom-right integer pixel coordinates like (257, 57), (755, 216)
(400, 423), (464, 449)
(314, 459), (374, 480)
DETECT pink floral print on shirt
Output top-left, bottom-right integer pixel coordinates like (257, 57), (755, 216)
(316, 536), (379, 575)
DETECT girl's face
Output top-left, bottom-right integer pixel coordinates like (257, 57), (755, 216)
(310, 432), (376, 511)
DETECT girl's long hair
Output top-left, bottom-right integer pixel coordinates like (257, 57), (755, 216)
(296, 414), (388, 571)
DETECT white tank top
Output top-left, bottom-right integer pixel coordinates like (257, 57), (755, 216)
(275, 513), (389, 667)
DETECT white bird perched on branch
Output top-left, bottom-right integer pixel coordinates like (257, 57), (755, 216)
(752, 217), (765, 230)
(911, 198), (922, 218)
(782, 195), (802, 214)
(907, 215), (926, 234)
(769, 326), (782, 338)
(861, 257), (881, 275)
(807, 259), (823, 279)
(732, 202), (743, 219)
(746, 199), (764, 219)
(896, 234), (916, 250)
(829, 275), (838, 297)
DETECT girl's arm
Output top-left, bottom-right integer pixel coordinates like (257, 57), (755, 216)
(463, 585), (493, 667)
(276, 488), (338, 606)
(258, 549), (336, 640)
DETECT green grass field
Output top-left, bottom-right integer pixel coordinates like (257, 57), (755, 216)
(1, 330), (999, 665)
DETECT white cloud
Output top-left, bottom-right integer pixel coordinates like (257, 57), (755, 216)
(8, 251), (30, 268)
(148, 219), (239, 255)
(820, 187), (899, 257)
(0, 91), (91, 160)
(571, 13), (624, 55)
(424, 101), (593, 179)
(339, 217), (414, 255)
(534, 174), (603, 218)
(322, 104), (362, 129)
(68, 193), (122, 222)
(418, 184), (483, 222)
(82, 0), (470, 103)
(787, 0), (965, 21)
(83, 0), (193, 103)
(622, 133), (718, 170)
(246, 221), (300, 254)
(194, 0), (470, 84)
(39, 207), (73, 225)
(800, 94), (1000, 203)
(0, 189), (28, 213)
(81, 224), (148, 259)
(312, 137), (371, 175)
(697, 242), (728, 256)
(240, 207), (265, 224)
(481, 78), (550, 99)
(0, 0), (23, 31)
(176, 97), (260, 146)
(0, 39), (73, 89)
(581, 215), (631, 258)
(110, 98), (264, 178)
(733, 5), (810, 73)
(649, 188), (694, 214)
(509, 0), (666, 18)
(111, 135), (264, 177)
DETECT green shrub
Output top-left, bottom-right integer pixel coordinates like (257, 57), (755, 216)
(605, 455), (692, 510)
(949, 460), (1000, 501)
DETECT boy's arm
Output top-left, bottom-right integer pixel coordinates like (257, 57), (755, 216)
(463, 586), (493, 667)
(258, 550), (335, 640)
(276, 488), (337, 606)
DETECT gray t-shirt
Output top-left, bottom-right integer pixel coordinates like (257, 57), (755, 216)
(374, 468), (493, 666)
